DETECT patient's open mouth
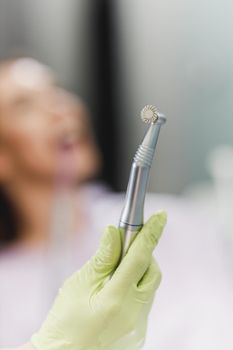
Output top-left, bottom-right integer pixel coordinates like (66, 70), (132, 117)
(57, 129), (90, 153)
(59, 134), (77, 151)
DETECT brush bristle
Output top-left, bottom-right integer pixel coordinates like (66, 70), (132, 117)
(141, 105), (159, 124)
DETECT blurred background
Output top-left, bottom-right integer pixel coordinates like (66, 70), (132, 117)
(1, 1), (233, 348)
(0, 0), (232, 194)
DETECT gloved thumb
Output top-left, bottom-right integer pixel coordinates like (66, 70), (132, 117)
(90, 225), (121, 278)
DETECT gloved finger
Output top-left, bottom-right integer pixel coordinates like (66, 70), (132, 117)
(136, 258), (162, 302)
(62, 225), (121, 291)
(89, 225), (121, 279)
(109, 211), (167, 294)
(138, 258), (162, 290)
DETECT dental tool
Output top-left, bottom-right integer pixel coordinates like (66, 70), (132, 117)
(119, 105), (166, 258)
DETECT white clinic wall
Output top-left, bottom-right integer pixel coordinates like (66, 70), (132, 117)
(0, 0), (93, 95)
(24, 0), (93, 92)
(114, 0), (233, 194)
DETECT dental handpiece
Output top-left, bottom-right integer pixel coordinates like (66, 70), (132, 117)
(119, 105), (166, 259)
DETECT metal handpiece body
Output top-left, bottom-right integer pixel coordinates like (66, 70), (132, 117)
(119, 107), (166, 258)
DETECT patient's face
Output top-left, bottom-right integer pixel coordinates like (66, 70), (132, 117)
(0, 58), (101, 185)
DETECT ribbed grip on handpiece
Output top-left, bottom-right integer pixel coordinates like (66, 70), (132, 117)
(134, 144), (154, 167)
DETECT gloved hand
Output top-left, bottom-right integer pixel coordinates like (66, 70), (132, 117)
(31, 211), (167, 350)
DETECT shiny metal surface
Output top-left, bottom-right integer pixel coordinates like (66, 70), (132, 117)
(119, 107), (166, 258)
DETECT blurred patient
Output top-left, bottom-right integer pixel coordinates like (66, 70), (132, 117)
(0, 58), (232, 350)
(0, 57), (101, 247)
(0, 58), (104, 344)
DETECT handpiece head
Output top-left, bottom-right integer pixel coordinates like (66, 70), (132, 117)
(141, 105), (166, 125)
(135, 105), (166, 164)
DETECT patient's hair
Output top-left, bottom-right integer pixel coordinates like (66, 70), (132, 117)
(0, 59), (21, 248)
(0, 187), (20, 248)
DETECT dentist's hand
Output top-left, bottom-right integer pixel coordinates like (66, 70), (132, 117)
(31, 211), (167, 350)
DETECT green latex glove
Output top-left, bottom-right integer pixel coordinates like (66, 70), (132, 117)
(31, 211), (167, 350)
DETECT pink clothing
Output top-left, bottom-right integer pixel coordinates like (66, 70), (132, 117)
(0, 186), (232, 348)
